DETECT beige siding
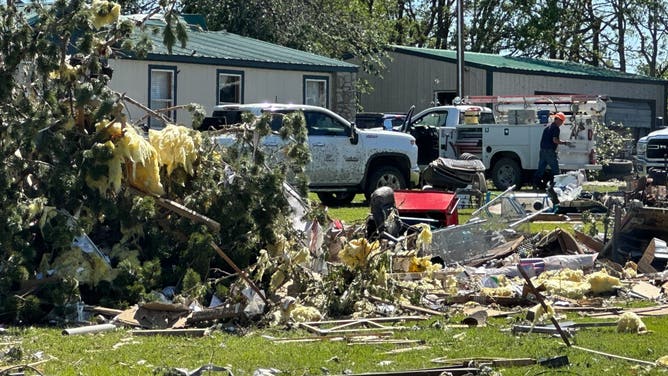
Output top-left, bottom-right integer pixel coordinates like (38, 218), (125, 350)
(108, 59), (353, 126)
(357, 52), (488, 113)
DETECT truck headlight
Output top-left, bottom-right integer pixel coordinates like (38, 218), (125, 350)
(636, 141), (647, 156)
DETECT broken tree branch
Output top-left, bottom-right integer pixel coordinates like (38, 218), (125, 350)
(210, 241), (269, 307)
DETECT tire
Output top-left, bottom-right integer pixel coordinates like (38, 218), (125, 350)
(317, 192), (356, 207)
(602, 159), (633, 179)
(459, 152), (480, 161)
(491, 157), (522, 190)
(365, 166), (407, 200)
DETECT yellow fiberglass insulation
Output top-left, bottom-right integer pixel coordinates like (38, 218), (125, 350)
(86, 122), (164, 196)
(50, 247), (116, 286)
(91, 0), (121, 29)
(587, 269), (621, 294)
(531, 302), (555, 322)
(617, 312), (647, 333)
(149, 124), (202, 176)
(289, 304), (322, 322)
(117, 126), (164, 195)
(408, 255), (442, 273)
(414, 223), (433, 250)
(535, 269), (590, 299)
(480, 286), (514, 297)
(338, 238), (380, 268)
(656, 355), (668, 367)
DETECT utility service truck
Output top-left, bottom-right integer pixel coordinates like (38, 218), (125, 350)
(404, 95), (607, 189)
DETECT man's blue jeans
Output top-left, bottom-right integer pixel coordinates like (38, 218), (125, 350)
(534, 148), (560, 186)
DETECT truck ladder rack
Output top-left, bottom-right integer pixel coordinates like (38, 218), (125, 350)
(461, 94), (608, 105)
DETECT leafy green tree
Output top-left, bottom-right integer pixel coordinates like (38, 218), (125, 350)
(181, 0), (394, 76)
(0, 0), (309, 323)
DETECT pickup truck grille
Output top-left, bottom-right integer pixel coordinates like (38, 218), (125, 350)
(647, 139), (668, 159)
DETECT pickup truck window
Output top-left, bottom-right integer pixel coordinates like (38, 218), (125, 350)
(414, 111), (448, 127)
(305, 111), (349, 137)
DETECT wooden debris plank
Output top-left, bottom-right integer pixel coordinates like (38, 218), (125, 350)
(585, 304), (668, 318)
(130, 328), (208, 337)
(186, 305), (242, 324)
(631, 281), (662, 300)
(299, 316), (425, 335)
(341, 366), (481, 376)
(573, 230), (604, 253)
(87, 305), (123, 316)
(382, 345), (431, 354)
(637, 239), (660, 274)
(553, 306), (623, 313)
(368, 295), (444, 316)
(266, 333), (394, 344)
(302, 316), (425, 326)
(311, 327), (409, 335)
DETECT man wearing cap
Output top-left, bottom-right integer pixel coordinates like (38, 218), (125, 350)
(533, 112), (571, 189)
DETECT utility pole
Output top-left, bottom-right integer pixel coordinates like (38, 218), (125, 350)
(456, 0), (465, 98)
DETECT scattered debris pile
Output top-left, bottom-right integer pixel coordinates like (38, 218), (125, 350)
(4, 174), (668, 374)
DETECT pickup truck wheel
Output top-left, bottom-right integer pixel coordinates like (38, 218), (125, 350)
(491, 158), (522, 190)
(365, 166), (407, 200)
(317, 192), (356, 207)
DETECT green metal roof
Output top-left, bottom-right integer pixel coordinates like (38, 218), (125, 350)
(142, 24), (357, 73)
(393, 45), (665, 83)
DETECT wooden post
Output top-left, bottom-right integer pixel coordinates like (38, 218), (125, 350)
(517, 265), (571, 347)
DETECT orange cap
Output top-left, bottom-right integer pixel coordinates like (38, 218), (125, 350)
(554, 112), (566, 122)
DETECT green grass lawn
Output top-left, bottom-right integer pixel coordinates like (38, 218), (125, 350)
(6, 312), (668, 375)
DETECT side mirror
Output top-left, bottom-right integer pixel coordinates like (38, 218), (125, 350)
(350, 123), (359, 145)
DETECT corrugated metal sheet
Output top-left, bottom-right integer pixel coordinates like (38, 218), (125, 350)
(393, 46), (663, 82)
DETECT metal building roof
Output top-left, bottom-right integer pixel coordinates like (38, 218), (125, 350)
(393, 45), (664, 83)
(141, 25), (358, 73)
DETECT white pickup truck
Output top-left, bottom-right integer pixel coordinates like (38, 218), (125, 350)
(635, 127), (668, 175)
(403, 95), (606, 189)
(207, 103), (420, 206)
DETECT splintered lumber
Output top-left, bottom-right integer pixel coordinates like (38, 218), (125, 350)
(186, 305), (242, 324)
(585, 304), (668, 319)
(341, 366), (481, 376)
(367, 295), (444, 316)
(299, 316), (426, 335)
(517, 264), (571, 346)
(130, 328), (209, 337)
(432, 357), (536, 367)
(87, 305), (123, 317)
(573, 230), (604, 253)
(382, 345), (431, 354)
(263, 333), (394, 344)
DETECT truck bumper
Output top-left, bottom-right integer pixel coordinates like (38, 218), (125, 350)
(633, 157), (668, 175)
